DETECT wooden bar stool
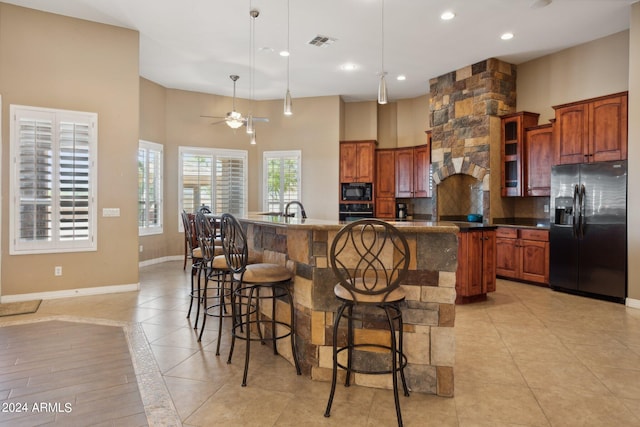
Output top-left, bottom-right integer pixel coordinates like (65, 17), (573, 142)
(219, 213), (301, 386)
(324, 219), (411, 427)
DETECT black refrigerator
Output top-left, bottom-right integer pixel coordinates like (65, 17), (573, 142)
(549, 160), (627, 302)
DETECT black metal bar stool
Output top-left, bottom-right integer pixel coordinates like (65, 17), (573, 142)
(193, 212), (231, 355)
(324, 219), (411, 427)
(181, 211), (203, 326)
(219, 213), (301, 386)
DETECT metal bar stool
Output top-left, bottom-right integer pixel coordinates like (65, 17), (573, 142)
(219, 213), (301, 386)
(182, 211), (203, 325)
(193, 212), (231, 355)
(324, 219), (411, 427)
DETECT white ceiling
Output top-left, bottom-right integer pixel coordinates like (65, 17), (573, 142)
(4, 0), (635, 102)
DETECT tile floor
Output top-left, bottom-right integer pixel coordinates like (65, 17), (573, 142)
(1, 260), (640, 426)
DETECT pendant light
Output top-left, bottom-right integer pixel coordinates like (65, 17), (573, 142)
(283, 0), (293, 115)
(247, 8), (259, 135)
(377, 0), (388, 105)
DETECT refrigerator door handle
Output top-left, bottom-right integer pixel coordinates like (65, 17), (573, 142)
(572, 184), (579, 238)
(579, 184), (586, 238)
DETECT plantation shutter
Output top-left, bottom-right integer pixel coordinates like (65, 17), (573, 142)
(263, 151), (301, 214)
(215, 155), (245, 215)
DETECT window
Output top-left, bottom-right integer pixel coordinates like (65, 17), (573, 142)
(263, 150), (301, 214)
(179, 147), (247, 225)
(138, 140), (163, 235)
(10, 105), (97, 254)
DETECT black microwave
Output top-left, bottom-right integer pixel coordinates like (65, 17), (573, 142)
(341, 182), (373, 201)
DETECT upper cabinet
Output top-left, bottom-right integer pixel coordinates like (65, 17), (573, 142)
(500, 112), (540, 197)
(339, 140), (376, 183)
(395, 132), (431, 198)
(524, 123), (553, 197)
(553, 92), (628, 165)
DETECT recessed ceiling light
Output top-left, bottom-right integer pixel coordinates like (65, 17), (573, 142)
(440, 11), (455, 21)
(501, 32), (514, 40)
(279, 50), (290, 57)
(397, 75), (406, 81)
(341, 63), (358, 71)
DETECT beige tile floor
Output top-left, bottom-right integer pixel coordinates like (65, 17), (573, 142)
(2, 260), (640, 426)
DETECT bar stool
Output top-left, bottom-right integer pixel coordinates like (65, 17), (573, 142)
(219, 213), (301, 386)
(193, 212), (231, 355)
(181, 211), (203, 324)
(324, 219), (411, 427)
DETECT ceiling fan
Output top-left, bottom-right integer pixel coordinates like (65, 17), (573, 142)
(201, 75), (268, 130)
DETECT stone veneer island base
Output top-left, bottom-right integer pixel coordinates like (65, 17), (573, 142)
(237, 215), (459, 397)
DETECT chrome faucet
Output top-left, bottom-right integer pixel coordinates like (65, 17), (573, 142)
(284, 201), (307, 219)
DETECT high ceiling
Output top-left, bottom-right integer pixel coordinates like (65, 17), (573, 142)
(4, 0), (635, 102)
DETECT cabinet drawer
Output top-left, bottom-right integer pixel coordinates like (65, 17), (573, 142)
(519, 229), (549, 241)
(496, 227), (517, 239)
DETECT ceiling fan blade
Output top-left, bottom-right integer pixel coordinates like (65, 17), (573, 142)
(253, 117), (269, 123)
(208, 120), (227, 126)
(200, 115), (226, 119)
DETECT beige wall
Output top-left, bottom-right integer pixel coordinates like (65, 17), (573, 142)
(343, 101), (377, 140)
(396, 95), (430, 147)
(0, 4), (140, 295)
(517, 30), (629, 123)
(628, 2), (640, 301)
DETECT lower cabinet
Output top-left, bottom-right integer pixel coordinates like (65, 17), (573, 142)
(496, 227), (549, 285)
(456, 229), (496, 304)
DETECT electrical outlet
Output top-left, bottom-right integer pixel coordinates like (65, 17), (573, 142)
(544, 204), (549, 213)
(54, 266), (62, 276)
(139, 245), (143, 253)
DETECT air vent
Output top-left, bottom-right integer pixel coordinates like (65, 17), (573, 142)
(308, 35), (336, 47)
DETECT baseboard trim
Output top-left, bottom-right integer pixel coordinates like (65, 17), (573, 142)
(0, 283), (140, 303)
(626, 297), (640, 310)
(139, 255), (182, 268)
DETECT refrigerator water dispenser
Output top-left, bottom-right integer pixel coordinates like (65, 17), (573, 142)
(554, 197), (573, 225)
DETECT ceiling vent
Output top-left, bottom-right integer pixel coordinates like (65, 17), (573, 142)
(308, 35), (336, 47)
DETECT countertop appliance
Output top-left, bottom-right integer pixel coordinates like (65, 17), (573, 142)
(341, 182), (372, 201)
(396, 203), (408, 220)
(549, 160), (627, 302)
(339, 203), (374, 221)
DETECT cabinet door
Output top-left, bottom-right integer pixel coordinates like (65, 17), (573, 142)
(501, 112), (539, 196)
(375, 197), (396, 219)
(395, 148), (414, 198)
(375, 150), (396, 198)
(589, 94), (627, 162)
(482, 230), (496, 293)
(356, 142), (376, 182)
(340, 142), (358, 182)
(413, 144), (431, 198)
(554, 104), (588, 165)
(524, 125), (553, 196)
(496, 237), (518, 279)
(520, 239), (549, 284)
(457, 232), (483, 297)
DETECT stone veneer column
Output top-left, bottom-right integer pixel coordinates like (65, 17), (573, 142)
(429, 58), (517, 219)
(244, 222), (459, 397)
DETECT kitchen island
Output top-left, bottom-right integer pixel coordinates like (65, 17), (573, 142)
(235, 214), (461, 397)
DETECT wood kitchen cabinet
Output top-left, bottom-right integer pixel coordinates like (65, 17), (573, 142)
(339, 140), (376, 183)
(524, 123), (553, 196)
(375, 149), (396, 218)
(500, 112), (540, 197)
(395, 144), (430, 198)
(456, 229), (496, 304)
(553, 92), (628, 165)
(496, 227), (549, 285)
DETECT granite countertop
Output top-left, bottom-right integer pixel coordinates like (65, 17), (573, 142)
(492, 217), (550, 230)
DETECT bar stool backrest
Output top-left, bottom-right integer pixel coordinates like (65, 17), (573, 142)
(181, 211), (198, 253)
(220, 213), (249, 274)
(194, 211), (216, 262)
(330, 219), (410, 303)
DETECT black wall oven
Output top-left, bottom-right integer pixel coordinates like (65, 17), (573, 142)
(339, 203), (375, 221)
(341, 182), (373, 201)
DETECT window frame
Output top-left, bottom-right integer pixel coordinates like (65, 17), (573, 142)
(138, 140), (164, 236)
(9, 104), (98, 255)
(178, 146), (248, 231)
(262, 150), (302, 213)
